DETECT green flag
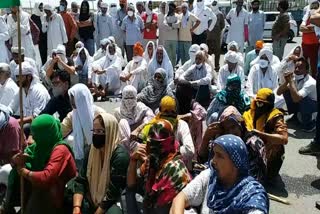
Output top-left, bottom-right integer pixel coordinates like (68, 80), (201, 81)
(0, 0), (20, 8)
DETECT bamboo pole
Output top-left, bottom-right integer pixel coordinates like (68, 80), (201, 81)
(17, 7), (24, 214)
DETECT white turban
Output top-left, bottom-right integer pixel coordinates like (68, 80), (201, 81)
(259, 47), (273, 63)
(11, 47), (25, 55)
(227, 41), (239, 52)
(0, 63), (10, 75)
(100, 2), (108, 8)
(43, 4), (54, 12)
(15, 61), (35, 76)
(108, 36), (116, 44)
(200, 43), (209, 53)
(224, 51), (239, 64)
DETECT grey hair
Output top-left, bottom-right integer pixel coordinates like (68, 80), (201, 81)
(0, 63), (10, 77)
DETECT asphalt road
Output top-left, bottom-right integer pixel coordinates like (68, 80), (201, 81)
(96, 36), (320, 214)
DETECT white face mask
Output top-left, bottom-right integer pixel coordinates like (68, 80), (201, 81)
(197, 1), (204, 9)
(107, 52), (116, 60)
(259, 59), (269, 69)
(110, 7), (117, 15)
(59, 5), (65, 12)
(196, 63), (202, 69)
(128, 11), (134, 17)
(211, 5), (219, 12)
(294, 74), (305, 81)
(133, 56), (143, 63)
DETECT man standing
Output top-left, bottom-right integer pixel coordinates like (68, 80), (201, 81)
(71, 2), (79, 20)
(272, 0), (290, 60)
(226, 0), (249, 53)
(59, 0), (78, 57)
(248, 0), (265, 52)
(157, 1), (167, 46)
(116, 0), (128, 57)
(192, 0), (216, 45)
(207, 0), (225, 71)
(121, 4), (144, 62)
(7, 7), (36, 60)
(43, 4), (68, 56)
(177, 3), (200, 65)
(95, 2), (113, 48)
(163, 2), (179, 65)
(0, 16), (10, 63)
(136, 1), (144, 17)
(141, 1), (158, 47)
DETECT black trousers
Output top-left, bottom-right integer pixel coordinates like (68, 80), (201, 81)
(192, 31), (207, 45)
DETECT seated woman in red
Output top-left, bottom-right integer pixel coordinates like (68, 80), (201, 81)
(4, 114), (77, 214)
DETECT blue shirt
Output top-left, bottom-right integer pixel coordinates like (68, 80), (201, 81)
(121, 15), (144, 45)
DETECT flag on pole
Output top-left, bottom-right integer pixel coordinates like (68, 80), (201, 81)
(0, 0), (20, 8)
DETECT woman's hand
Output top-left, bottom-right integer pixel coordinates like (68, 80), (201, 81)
(12, 153), (29, 168)
(131, 144), (147, 162)
(204, 122), (223, 141)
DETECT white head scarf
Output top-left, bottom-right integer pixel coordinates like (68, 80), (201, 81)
(189, 44), (201, 64)
(145, 0), (153, 15)
(200, 43), (209, 53)
(43, 4), (54, 12)
(148, 46), (173, 81)
(15, 61), (36, 77)
(284, 45), (303, 61)
(108, 36), (116, 44)
(75, 41), (84, 49)
(68, 84), (94, 160)
(75, 47), (91, 74)
(309, 0), (318, 4)
(143, 41), (155, 63)
(194, 0), (205, 16)
(33, 3), (43, 16)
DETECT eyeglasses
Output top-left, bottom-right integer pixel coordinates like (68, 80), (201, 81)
(91, 129), (105, 135)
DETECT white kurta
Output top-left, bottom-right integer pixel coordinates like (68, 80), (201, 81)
(226, 8), (249, 52)
(9, 78), (50, 117)
(0, 78), (18, 106)
(120, 59), (148, 92)
(96, 55), (122, 93)
(43, 13), (68, 56)
(0, 17), (10, 63)
(7, 11), (36, 60)
(246, 64), (278, 97)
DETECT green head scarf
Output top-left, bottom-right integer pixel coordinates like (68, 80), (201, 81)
(216, 74), (251, 114)
(25, 114), (73, 171)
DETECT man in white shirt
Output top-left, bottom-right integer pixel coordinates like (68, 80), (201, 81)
(10, 61), (50, 137)
(0, 63), (18, 106)
(43, 4), (68, 56)
(226, 0), (249, 52)
(0, 17), (10, 63)
(93, 43), (122, 101)
(191, 0), (216, 45)
(277, 57), (317, 132)
(157, 1), (167, 46)
(95, 2), (113, 48)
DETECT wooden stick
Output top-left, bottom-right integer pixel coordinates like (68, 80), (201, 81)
(268, 193), (290, 205)
(17, 7), (24, 214)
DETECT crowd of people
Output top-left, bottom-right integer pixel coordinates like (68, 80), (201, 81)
(0, 0), (320, 213)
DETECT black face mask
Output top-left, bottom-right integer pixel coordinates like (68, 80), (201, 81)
(92, 134), (105, 149)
